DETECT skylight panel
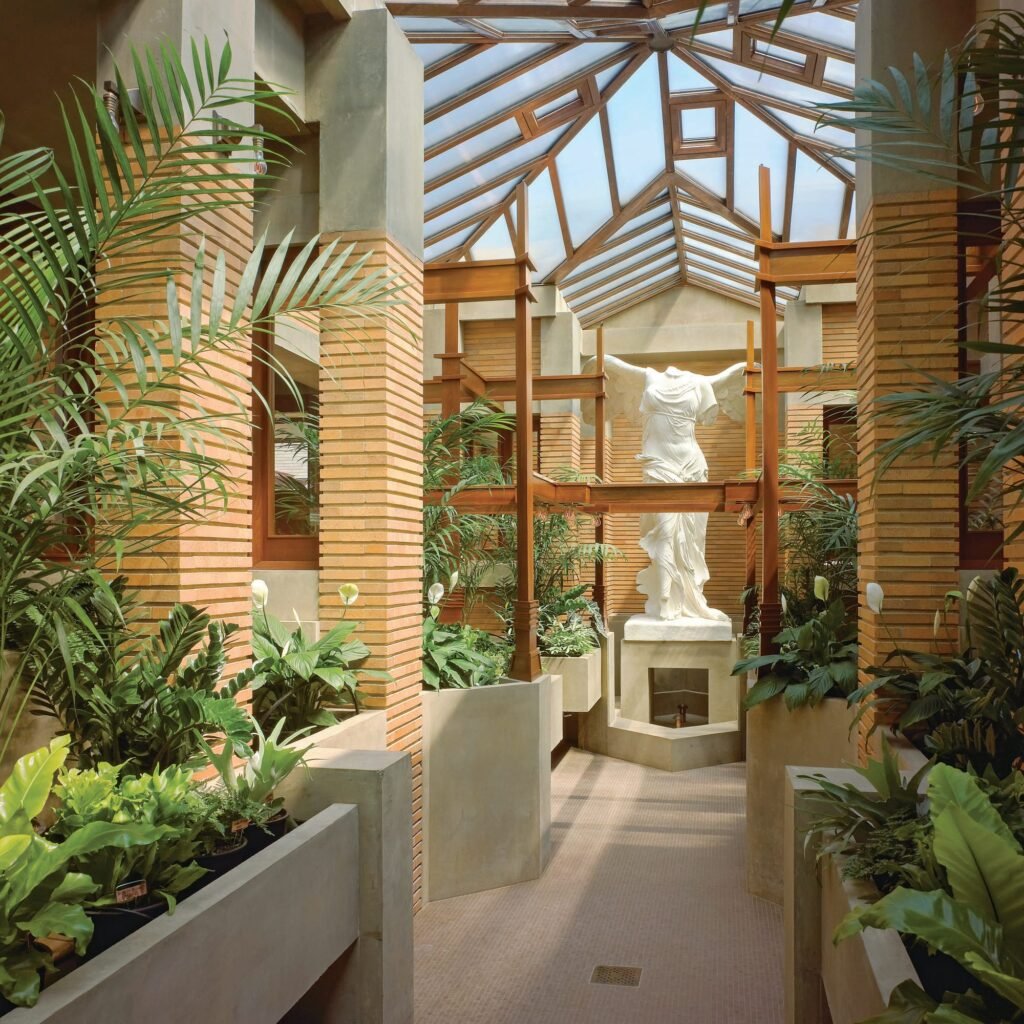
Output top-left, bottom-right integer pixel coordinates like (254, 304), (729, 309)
(609, 200), (671, 240)
(685, 234), (758, 270)
(606, 55), (664, 203)
(661, 4), (728, 31)
(580, 264), (680, 316)
(556, 119), (613, 248)
(596, 60), (631, 94)
(416, 43), (466, 68)
(569, 220), (673, 278)
(788, 151), (845, 240)
(676, 157), (727, 198)
(425, 120), (521, 179)
(528, 168), (567, 280)
(762, 106), (852, 149)
(572, 250), (677, 305)
(732, 106), (788, 227)
(425, 43), (553, 110)
(425, 226), (476, 263)
(667, 53), (717, 93)
(702, 55), (842, 108)
(427, 181), (518, 236)
(565, 238), (676, 296)
(779, 11), (856, 51)
(823, 57), (856, 91)
(470, 216), (515, 261)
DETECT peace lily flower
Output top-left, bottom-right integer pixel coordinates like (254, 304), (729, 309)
(449, 570), (459, 590)
(866, 582), (884, 615)
(814, 576), (830, 602)
(251, 579), (269, 609)
(780, 593), (787, 615)
(427, 583), (445, 606)
(339, 583), (359, 607)
(933, 609), (943, 637)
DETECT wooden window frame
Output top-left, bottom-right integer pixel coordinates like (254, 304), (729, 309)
(670, 92), (728, 160)
(252, 329), (319, 569)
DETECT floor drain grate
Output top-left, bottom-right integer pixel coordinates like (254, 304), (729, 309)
(590, 966), (642, 987)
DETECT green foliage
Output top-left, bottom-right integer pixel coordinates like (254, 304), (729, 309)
(816, 13), (1024, 540)
(0, 35), (402, 755)
(422, 401), (513, 607)
(195, 785), (276, 854)
(836, 764), (1024, 1023)
(539, 619), (598, 658)
(29, 582), (253, 773)
(421, 609), (506, 690)
(200, 716), (310, 812)
(246, 609), (389, 733)
(51, 762), (208, 912)
(852, 570), (1024, 776)
(0, 738), (164, 1007)
(735, 599), (858, 710)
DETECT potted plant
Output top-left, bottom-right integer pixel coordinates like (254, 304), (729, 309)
(50, 763), (210, 954)
(735, 577), (860, 904)
(27, 580), (254, 774)
(537, 584), (605, 714)
(0, 737), (164, 1010)
(200, 716), (311, 855)
(246, 582), (390, 733)
(422, 583), (508, 690)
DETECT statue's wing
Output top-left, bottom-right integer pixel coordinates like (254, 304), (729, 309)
(707, 362), (748, 423)
(581, 353), (646, 428)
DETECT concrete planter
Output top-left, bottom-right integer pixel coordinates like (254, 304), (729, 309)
(818, 859), (921, 1024)
(542, 648), (601, 714)
(9, 807), (362, 1024)
(422, 677), (553, 902)
(747, 697), (858, 904)
(307, 708), (388, 752)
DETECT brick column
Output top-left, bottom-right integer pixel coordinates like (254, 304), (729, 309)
(856, 192), (961, 756)
(308, 8), (426, 906)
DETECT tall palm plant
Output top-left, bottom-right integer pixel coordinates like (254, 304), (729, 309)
(816, 13), (1024, 537)
(0, 37), (404, 757)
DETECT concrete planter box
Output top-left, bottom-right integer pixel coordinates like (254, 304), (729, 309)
(422, 676), (553, 902)
(308, 708), (388, 752)
(785, 755), (928, 1024)
(9, 807), (361, 1023)
(747, 697), (858, 905)
(542, 648), (601, 714)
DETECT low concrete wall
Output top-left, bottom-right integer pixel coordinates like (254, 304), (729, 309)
(747, 698), (858, 905)
(542, 648), (601, 714)
(785, 766), (922, 1024)
(11, 807), (361, 1023)
(422, 677), (553, 902)
(310, 710), (388, 752)
(579, 634), (741, 771)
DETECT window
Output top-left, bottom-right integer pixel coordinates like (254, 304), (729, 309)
(253, 321), (320, 568)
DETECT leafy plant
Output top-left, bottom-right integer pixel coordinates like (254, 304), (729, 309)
(51, 762), (209, 912)
(835, 764), (1024, 1023)
(852, 570), (1024, 776)
(816, 13), (1024, 540)
(200, 716), (310, 811)
(0, 35), (402, 757)
(0, 737), (163, 1007)
(422, 611), (504, 690)
(422, 401), (513, 608)
(195, 786), (276, 855)
(29, 583), (253, 773)
(735, 596), (858, 710)
(539, 619), (597, 658)
(247, 599), (389, 733)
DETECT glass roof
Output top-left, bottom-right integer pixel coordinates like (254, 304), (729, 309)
(403, 0), (857, 324)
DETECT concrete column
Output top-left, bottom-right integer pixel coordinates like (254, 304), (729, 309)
(280, 750), (414, 1024)
(93, 0), (257, 665)
(307, 9), (427, 906)
(854, 0), (974, 756)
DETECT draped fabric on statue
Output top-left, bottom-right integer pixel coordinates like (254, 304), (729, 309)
(582, 354), (746, 623)
(635, 368), (730, 622)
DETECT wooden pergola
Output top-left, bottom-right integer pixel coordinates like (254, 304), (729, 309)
(425, 169), (855, 679)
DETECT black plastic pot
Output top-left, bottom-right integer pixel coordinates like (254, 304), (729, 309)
(194, 834), (253, 885)
(0, 992), (19, 1018)
(244, 809), (289, 854)
(86, 901), (166, 958)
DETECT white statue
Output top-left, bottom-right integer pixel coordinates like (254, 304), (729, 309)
(584, 354), (746, 624)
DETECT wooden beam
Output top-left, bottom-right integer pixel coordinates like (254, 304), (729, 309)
(423, 259), (521, 303)
(578, 272), (683, 325)
(599, 105), (621, 216)
(758, 164), (782, 655)
(424, 43), (495, 81)
(754, 237), (857, 286)
(568, 248), (678, 306)
(562, 226), (675, 291)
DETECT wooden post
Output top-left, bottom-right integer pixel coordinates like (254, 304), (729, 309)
(438, 301), (465, 624)
(593, 324), (608, 616)
(743, 318), (758, 633)
(758, 167), (782, 653)
(509, 183), (541, 682)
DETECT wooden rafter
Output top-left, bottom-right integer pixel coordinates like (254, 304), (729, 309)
(578, 271), (683, 325)
(561, 225), (675, 290)
(569, 247), (678, 305)
(658, 51), (688, 285)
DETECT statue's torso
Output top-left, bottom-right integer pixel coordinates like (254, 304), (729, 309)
(639, 368), (707, 479)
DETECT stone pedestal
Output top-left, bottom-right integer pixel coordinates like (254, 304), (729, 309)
(620, 616), (739, 726)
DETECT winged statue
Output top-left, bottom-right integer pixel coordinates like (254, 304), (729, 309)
(583, 354), (747, 624)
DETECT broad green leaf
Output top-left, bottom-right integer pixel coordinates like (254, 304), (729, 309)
(20, 901), (93, 954)
(0, 736), (70, 825)
(928, 764), (1019, 850)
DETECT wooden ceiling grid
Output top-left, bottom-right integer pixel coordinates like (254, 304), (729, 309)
(404, 0), (857, 321)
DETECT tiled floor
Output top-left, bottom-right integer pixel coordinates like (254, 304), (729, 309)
(414, 749), (783, 1023)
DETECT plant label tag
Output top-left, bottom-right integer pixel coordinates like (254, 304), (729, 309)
(115, 879), (148, 904)
(230, 818), (250, 833)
